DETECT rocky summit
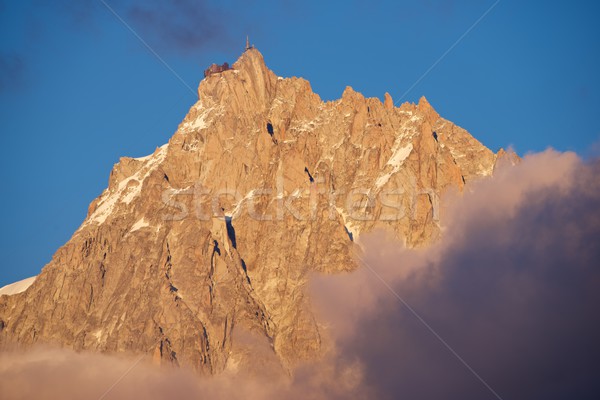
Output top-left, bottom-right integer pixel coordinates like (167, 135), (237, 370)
(0, 48), (503, 373)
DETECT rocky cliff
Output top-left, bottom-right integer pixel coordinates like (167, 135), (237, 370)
(0, 48), (500, 373)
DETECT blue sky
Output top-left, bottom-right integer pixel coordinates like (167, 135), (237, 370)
(0, 0), (599, 286)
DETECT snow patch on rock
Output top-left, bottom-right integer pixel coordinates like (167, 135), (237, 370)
(180, 103), (224, 134)
(336, 206), (361, 238)
(84, 144), (168, 226)
(374, 142), (413, 189)
(130, 218), (150, 232)
(0, 276), (36, 296)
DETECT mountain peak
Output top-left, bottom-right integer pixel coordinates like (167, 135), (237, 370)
(384, 92), (394, 109)
(234, 47), (267, 70)
(417, 95), (439, 122)
(417, 95), (432, 110)
(0, 48), (501, 376)
(197, 47), (277, 110)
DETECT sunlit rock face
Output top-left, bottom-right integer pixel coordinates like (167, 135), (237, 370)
(0, 48), (501, 374)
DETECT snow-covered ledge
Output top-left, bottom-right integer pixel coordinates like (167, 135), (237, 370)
(0, 276), (36, 296)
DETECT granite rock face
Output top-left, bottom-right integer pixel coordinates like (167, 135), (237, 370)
(0, 49), (501, 373)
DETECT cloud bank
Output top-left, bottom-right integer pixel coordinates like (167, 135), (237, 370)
(0, 344), (368, 400)
(1, 149), (599, 399)
(313, 149), (600, 399)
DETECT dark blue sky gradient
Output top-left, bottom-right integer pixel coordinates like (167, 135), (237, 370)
(0, 0), (599, 285)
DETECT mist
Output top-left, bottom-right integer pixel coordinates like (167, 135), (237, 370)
(313, 149), (600, 399)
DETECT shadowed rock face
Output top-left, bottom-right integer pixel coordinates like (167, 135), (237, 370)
(0, 48), (500, 373)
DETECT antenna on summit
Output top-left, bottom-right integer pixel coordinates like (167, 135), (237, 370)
(245, 35), (254, 51)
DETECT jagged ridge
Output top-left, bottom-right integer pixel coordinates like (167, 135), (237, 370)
(0, 48), (502, 373)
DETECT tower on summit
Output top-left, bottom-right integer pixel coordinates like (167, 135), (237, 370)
(245, 35), (254, 51)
